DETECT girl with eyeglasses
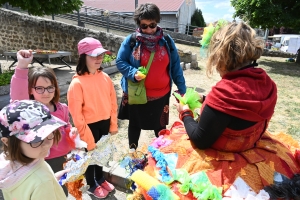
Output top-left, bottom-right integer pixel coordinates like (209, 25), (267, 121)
(116, 3), (186, 149)
(0, 100), (69, 199)
(9, 50), (76, 196)
(67, 37), (118, 198)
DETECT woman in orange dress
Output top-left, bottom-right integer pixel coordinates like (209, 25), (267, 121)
(163, 22), (300, 199)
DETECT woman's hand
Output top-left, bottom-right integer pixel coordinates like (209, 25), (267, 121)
(134, 72), (144, 81)
(174, 102), (190, 113)
(16, 49), (33, 68)
(198, 93), (205, 103)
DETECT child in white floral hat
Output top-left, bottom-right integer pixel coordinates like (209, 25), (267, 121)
(0, 100), (69, 199)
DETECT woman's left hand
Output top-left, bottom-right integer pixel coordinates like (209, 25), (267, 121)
(134, 72), (143, 81)
(174, 102), (190, 113)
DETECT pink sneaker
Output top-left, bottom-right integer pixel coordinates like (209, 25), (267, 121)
(88, 186), (109, 199)
(100, 180), (115, 192)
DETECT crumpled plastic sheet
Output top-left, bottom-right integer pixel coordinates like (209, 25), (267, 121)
(60, 134), (127, 185)
(88, 134), (117, 166)
(150, 135), (173, 149)
(223, 176), (270, 200)
(163, 153), (178, 172)
(60, 154), (91, 185)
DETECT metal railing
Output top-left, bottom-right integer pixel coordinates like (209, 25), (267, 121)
(2, 4), (199, 36)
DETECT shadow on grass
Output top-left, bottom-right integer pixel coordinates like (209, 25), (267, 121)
(258, 60), (300, 77)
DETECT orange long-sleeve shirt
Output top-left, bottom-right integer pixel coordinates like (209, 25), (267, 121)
(67, 70), (118, 150)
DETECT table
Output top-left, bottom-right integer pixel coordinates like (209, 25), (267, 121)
(3, 51), (72, 69)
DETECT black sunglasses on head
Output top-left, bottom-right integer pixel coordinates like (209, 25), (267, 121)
(140, 23), (157, 29)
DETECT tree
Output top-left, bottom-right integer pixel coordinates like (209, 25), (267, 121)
(1, 0), (83, 16)
(231, 0), (300, 30)
(191, 8), (206, 27)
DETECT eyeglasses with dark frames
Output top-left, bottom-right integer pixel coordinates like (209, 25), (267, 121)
(33, 86), (55, 94)
(140, 23), (157, 29)
(28, 132), (55, 148)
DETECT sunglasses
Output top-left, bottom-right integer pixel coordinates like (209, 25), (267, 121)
(140, 23), (157, 29)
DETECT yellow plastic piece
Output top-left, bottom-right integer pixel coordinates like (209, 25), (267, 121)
(137, 71), (146, 79)
(130, 169), (160, 191)
(130, 170), (180, 200)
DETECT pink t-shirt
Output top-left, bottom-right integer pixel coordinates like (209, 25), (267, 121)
(10, 68), (73, 159)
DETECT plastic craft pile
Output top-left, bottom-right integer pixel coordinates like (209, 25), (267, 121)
(58, 134), (127, 199)
(121, 123), (300, 200)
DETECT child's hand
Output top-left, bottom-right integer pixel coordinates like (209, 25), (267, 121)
(54, 168), (70, 181)
(70, 127), (78, 136)
(16, 50), (33, 68)
(110, 131), (118, 135)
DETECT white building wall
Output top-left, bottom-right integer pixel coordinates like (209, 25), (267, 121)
(177, 0), (196, 33)
(160, 14), (178, 31)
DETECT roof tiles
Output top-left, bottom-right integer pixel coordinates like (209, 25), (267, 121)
(83, 0), (185, 12)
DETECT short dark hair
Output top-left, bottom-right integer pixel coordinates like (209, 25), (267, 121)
(2, 130), (61, 165)
(133, 3), (161, 25)
(76, 54), (103, 75)
(28, 67), (60, 104)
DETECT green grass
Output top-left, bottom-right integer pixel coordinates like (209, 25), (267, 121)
(259, 56), (300, 142)
(0, 70), (14, 86)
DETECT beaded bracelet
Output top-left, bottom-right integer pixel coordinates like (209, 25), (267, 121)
(179, 109), (194, 121)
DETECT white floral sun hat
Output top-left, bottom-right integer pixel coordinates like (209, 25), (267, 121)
(0, 100), (66, 143)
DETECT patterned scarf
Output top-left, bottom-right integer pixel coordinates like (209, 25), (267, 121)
(136, 26), (163, 52)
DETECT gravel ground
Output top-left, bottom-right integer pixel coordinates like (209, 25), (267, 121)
(1, 44), (208, 200)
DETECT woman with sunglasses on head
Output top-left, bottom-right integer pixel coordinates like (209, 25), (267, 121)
(0, 100), (69, 199)
(116, 3), (186, 149)
(9, 50), (77, 196)
(67, 37), (118, 199)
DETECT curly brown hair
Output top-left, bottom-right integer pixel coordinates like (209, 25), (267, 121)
(206, 22), (264, 76)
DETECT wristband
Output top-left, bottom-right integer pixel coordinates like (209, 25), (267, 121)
(179, 109), (194, 121)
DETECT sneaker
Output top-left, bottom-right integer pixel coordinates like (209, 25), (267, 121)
(87, 186), (109, 199)
(100, 180), (115, 192)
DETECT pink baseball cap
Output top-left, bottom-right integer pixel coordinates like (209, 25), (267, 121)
(77, 37), (109, 56)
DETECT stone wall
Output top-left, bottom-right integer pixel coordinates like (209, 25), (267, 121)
(0, 9), (124, 62)
(0, 8), (195, 64)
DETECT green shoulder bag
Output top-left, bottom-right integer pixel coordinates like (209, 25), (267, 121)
(127, 52), (155, 105)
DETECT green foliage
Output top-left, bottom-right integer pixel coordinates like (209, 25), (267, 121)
(102, 54), (116, 64)
(231, 0), (300, 29)
(191, 8), (206, 27)
(1, 0), (83, 16)
(0, 71), (14, 86)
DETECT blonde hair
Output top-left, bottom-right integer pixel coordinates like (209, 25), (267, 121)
(206, 22), (264, 76)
